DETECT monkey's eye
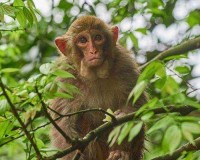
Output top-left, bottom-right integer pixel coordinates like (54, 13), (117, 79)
(94, 34), (102, 41)
(79, 37), (87, 43)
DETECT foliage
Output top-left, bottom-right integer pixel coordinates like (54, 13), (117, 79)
(0, 0), (200, 159)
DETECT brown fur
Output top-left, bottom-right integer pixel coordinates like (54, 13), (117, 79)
(51, 16), (147, 160)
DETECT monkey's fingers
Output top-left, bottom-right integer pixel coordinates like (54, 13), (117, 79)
(114, 110), (126, 118)
(106, 150), (129, 160)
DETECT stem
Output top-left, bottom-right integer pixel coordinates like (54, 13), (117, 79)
(0, 79), (43, 159)
(140, 37), (200, 69)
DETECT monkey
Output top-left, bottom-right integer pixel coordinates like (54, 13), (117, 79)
(50, 15), (147, 160)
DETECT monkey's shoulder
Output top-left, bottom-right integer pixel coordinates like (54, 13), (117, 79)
(113, 44), (140, 77)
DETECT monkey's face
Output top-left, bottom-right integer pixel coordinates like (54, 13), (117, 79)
(74, 30), (105, 67)
(55, 16), (119, 79)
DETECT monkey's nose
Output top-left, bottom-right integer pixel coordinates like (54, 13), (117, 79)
(90, 51), (97, 54)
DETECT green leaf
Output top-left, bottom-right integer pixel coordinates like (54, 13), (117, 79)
(0, 68), (19, 73)
(39, 63), (53, 75)
(108, 125), (122, 147)
(128, 121), (143, 142)
(103, 108), (114, 122)
(58, 0), (73, 10)
(28, 74), (42, 83)
(136, 97), (158, 116)
(141, 111), (154, 121)
(16, 9), (27, 28)
(0, 4), (15, 17)
(36, 138), (45, 149)
(0, 120), (14, 138)
(138, 61), (163, 83)
(187, 11), (200, 27)
(147, 116), (174, 134)
(27, 0), (36, 9)
(182, 122), (200, 134)
(184, 98), (200, 109)
(44, 82), (58, 94)
(0, 100), (10, 115)
(154, 66), (167, 89)
(175, 66), (190, 74)
(163, 93), (186, 104)
(117, 122), (134, 145)
(54, 92), (73, 99)
(154, 76), (167, 90)
(127, 80), (147, 105)
(0, 32), (2, 39)
(175, 116), (200, 122)
(53, 69), (75, 79)
(29, 7), (38, 24)
(181, 124), (194, 145)
(162, 125), (182, 154)
(161, 77), (179, 96)
(0, 13), (4, 22)
(13, 0), (25, 7)
(129, 33), (138, 49)
(135, 28), (147, 35)
(172, 93), (186, 104)
(23, 7), (33, 26)
(57, 82), (79, 95)
(164, 55), (187, 61)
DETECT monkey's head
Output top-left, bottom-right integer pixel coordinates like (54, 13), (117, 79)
(55, 16), (118, 80)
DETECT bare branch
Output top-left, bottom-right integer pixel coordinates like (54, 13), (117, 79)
(0, 135), (23, 147)
(0, 79), (43, 159)
(72, 148), (85, 160)
(140, 37), (200, 69)
(48, 107), (117, 122)
(0, 28), (25, 32)
(35, 85), (73, 144)
(43, 105), (197, 160)
(152, 137), (200, 160)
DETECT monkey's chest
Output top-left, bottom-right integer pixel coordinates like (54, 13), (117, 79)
(82, 81), (128, 110)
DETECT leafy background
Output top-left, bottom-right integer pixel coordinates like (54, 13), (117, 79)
(0, 0), (200, 159)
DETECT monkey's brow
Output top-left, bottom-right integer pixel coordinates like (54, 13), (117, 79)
(72, 25), (82, 29)
(63, 35), (72, 41)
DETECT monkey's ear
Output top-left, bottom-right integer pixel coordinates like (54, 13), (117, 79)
(55, 37), (67, 55)
(112, 26), (118, 43)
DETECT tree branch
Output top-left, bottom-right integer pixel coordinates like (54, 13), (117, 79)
(72, 148), (85, 160)
(0, 28), (25, 32)
(43, 105), (197, 160)
(0, 79), (43, 159)
(48, 107), (117, 122)
(152, 137), (200, 160)
(35, 86), (73, 144)
(140, 36), (200, 69)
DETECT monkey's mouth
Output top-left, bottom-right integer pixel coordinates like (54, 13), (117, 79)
(89, 57), (102, 61)
(88, 57), (104, 66)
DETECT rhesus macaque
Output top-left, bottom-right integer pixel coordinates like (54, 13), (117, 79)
(51, 15), (147, 160)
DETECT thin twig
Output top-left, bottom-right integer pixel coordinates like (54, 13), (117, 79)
(43, 105), (197, 160)
(35, 85), (73, 144)
(166, 65), (195, 90)
(72, 148), (85, 160)
(187, 88), (200, 95)
(0, 28), (25, 32)
(48, 107), (117, 122)
(140, 37), (200, 69)
(50, 0), (54, 23)
(152, 137), (200, 160)
(0, 135), (23, 147)
(0, 79), (43, 159)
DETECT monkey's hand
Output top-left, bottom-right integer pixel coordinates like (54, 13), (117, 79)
(114, 110), (126, 118)
(106, 150), (130, 160)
